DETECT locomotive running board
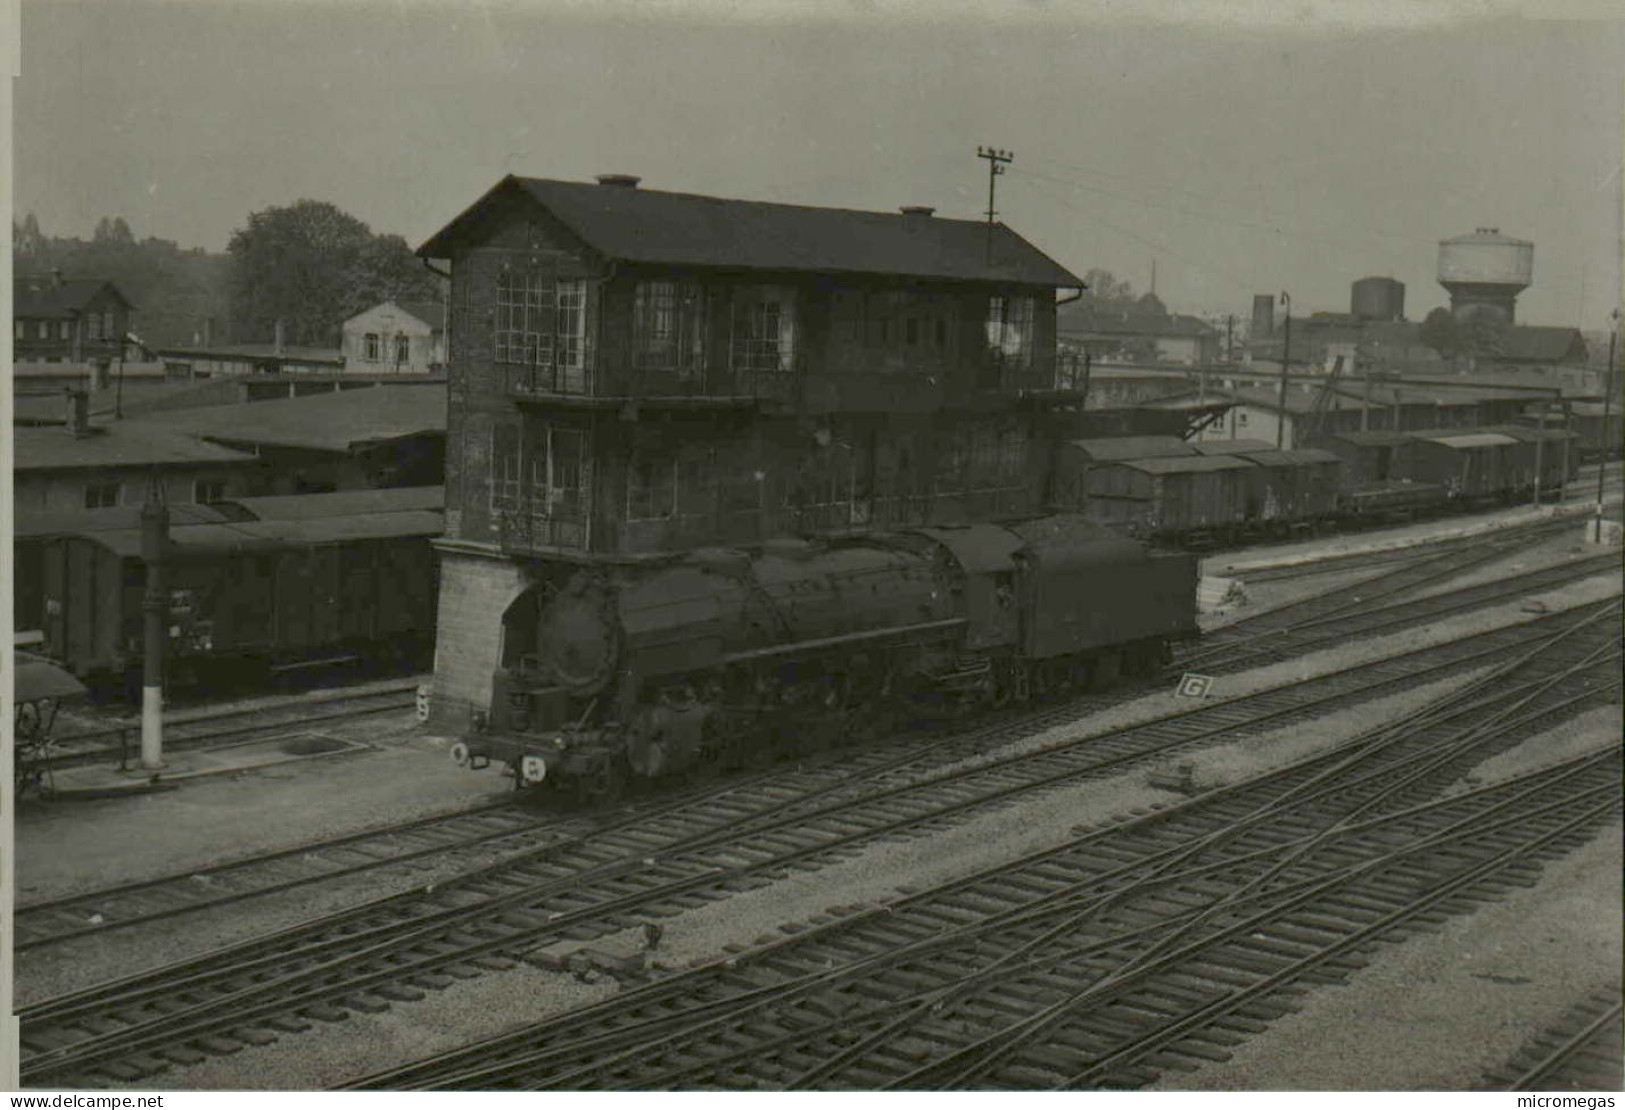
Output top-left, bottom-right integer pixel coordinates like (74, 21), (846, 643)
(719, 617), (968, 666)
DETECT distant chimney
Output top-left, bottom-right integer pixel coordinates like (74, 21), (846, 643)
(274, 318), (286, 355)
(65, 388), (91, 437)
(595, 174), (641, 188)
(202, 316), (214, 348)
(50, 268), (63, 288)
(899, 206), (936, 218)
(91, 359), (111, 392)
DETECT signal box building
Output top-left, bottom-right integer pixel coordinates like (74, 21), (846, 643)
(417, 173), (1087, 726)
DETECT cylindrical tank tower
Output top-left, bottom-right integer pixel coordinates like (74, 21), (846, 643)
(1437, 228), (1533, 323)
(1250, 293), (1275, 340)
(1351, 276), (1406, 322)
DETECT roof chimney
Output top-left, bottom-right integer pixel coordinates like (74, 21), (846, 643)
(899, 206), (936, 218)
(595, 174), (641, 188)
(65, 388), (92, 437)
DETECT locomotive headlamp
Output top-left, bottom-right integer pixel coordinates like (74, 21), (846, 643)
(521, 755), (548, 785)
(450, 741), (470, 766)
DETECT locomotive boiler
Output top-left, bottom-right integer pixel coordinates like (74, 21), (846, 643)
(457, 513), (1199, 799)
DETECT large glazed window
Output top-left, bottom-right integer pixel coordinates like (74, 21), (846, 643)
(633, 280), (707, 376)
(495, 270), (587, 388)
(730, 286), (796, 373)
(985, 294), (1035, 366)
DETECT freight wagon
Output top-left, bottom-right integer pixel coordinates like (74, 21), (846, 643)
(32, 487), (443, 694)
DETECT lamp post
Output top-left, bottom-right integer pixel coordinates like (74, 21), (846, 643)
(1276, 292), (1292, 448)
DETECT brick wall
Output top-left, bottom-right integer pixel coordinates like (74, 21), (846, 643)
(427, 541), (530, 731)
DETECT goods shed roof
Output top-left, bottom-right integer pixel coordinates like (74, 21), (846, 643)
(14, 423), (258, 471)
(1121, 455), (1255, 475)
(128, 384), (446, 454)
(1189, 438), (1276, 455)
(14, 503), (237, 539)
(1486, 425), (1579, 444)
(420, 176), (1084, 288)
(1067, 436), (1196, 461)
(1413, 432), (1521, 449)
(220, 485), (445, 519)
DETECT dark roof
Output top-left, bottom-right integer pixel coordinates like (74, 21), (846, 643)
(1320, 430), (1414, 447)
(127, 384), (446, 453)
(396, 301), (447, 330)
(419, 175), (1084, 288)
(13, 424), (258, 472)
(221, 486), (444, 519)
(14, 276), (134, 318)
(1229, 448), (1342, 467)
(13, 502), (239, 539)
(155, 343), (345, 366)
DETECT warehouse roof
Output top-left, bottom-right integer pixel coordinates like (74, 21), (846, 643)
(14, 503), (238, 539)
(13, 423), (258, 471)
(1319, 430), (1415, 447)
(1066, 436), (1196, 461)
(128, 384), (446, 453)
(419, 175), (1084, 288)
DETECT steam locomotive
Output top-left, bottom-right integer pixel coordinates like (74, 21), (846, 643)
(457, 514), (1199, 800)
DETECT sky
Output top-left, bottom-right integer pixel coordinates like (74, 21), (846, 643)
(13, 0), (1625, 328)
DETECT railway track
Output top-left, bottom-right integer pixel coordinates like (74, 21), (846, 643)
(20, 547), (1615, 956)
(44, 680), (426, 770)
(1484, 988), (1623, 1092)
(341, 629), (1620, 1089)
(1196, 515), (1580, 641)
(1177, 551), (1620, 674)
(17, 599), (1618, 1086)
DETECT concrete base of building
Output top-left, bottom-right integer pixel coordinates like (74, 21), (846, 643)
(429, 539), (531, 733)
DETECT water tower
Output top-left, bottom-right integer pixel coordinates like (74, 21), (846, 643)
(1351, 277), (1406, 322)
(1437, 228), (1533, 323)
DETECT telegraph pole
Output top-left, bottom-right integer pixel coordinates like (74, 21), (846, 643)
(140, 474), (169, 770)
(1276, 292), (1292, 448)
(1595, 318), (1617, 541)
(977, 146), (1013, 265)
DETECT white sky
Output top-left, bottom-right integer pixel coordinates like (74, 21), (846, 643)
(13, 0), (1625, 326)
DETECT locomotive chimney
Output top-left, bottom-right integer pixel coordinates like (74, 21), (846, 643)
(595, 174), (641, 188)
(899, 205), (936, 218)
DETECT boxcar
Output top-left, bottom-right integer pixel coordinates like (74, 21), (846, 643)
(37, 503), (442, 689)
(1228, 448), (1343, 527)
(1407, 432), (1524, 502)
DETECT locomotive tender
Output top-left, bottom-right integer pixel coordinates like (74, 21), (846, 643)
(460, 515), (1198, 799)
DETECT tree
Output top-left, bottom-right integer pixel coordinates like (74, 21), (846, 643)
(1460, 310), (1509, 357)
(227, 200), (441, 347)
(1419, 307), (1460, 358)
(1080, 268), (1136, 305)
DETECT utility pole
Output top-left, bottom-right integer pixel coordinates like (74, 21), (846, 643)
(1361, 348), (1373, 432)
(977, 146), (1013, 265)
(1532, 402), (1547, 507)
(140, 474), (169, 771)
(1276, 292), (1292, 449)
(1225, 315), (1234, 363)
(1595, 319), (1617, 542)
